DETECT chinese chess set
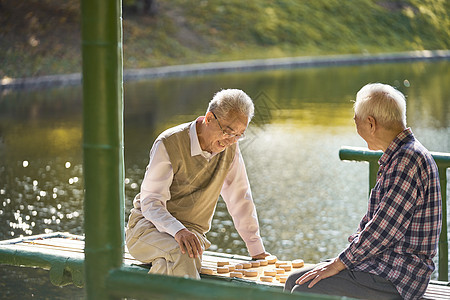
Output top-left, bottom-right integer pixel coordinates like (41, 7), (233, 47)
(200, 254), (308, 286)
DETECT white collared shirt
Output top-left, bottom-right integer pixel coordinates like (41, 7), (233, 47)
(135, 119), (265, 256)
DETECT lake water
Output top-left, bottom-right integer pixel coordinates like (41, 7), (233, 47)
(0, 60), (449, 297)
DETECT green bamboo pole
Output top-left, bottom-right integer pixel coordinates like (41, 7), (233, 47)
(106, 269), (339, 300)
(438, 166), (448, 281)
(338, 146), (382, 194)
(81, 0), (124, 299)
(0, 246), (85, 287)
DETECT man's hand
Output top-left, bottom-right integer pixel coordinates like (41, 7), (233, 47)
(174, 228), (203, 258)
(251, 251), (271, 260)
(296, 258), (346, 288)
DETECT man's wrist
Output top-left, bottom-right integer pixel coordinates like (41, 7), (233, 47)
(333, 257), (346, 271)
(167, 223), (186, 238)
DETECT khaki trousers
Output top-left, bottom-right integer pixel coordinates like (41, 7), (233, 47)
(125, 217), (210, 279)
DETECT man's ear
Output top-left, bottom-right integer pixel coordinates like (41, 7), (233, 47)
(205, 111), (214, 124)
(367, 116), (377, 133)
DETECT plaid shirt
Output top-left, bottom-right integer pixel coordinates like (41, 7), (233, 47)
(339, 128), (442, 299)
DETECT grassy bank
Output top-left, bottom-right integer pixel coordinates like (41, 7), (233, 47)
(0, 0), (449, 79)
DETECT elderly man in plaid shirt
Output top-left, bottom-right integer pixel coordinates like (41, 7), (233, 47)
(285, 83), (442, 299)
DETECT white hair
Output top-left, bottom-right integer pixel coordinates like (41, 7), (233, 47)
(354, 83), (407, 129)
(207, 89), (254, 121)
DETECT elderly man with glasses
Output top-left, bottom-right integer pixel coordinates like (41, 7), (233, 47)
(126, 89), (269, 279)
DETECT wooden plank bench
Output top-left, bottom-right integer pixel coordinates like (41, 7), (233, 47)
(1, 233), (449, 299)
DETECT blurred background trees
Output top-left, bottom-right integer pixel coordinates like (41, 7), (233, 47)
(0, 0), (448, 78)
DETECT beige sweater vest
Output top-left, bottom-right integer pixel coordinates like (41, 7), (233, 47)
(127, 121), (237, 237)
(161, 122), (236, 234)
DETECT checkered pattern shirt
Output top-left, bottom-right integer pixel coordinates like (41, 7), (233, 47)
(339, 128), (442, 300)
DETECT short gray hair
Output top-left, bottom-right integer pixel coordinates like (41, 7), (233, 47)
(207, 89), (254, 122)
(354, 83), (407, 129)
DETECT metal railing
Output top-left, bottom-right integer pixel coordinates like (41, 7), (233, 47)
(339, 146), (450, 281)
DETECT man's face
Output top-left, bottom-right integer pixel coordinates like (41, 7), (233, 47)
(209, 112), (248, 153)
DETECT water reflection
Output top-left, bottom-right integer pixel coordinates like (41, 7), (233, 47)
(1, 156), (84, 238)
(0, 61), (449, 277)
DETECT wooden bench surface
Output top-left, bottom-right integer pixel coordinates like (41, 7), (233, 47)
(6, 235), (308, 287)
(1, 233), (449, 299)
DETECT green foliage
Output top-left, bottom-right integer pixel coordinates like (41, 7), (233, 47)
(0, 0), (449, 78)
(175, 0), (449, 50)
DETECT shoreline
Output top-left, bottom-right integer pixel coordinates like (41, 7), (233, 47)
(1, 50), (449, 91)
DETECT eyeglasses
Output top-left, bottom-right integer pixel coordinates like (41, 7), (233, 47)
(211, 112), (246, 140)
